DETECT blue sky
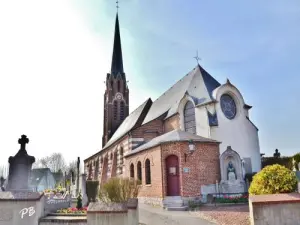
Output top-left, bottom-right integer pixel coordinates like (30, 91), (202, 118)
(0, 0), (299, 167)
(75, 0), (300, 156)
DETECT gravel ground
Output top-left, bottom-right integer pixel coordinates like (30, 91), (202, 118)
(191, 204), (250, 225)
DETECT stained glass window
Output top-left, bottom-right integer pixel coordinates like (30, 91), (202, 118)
(145, 159), (151, 184)
(137, 161), (142, 182)
(220, 94), (237, 120)
(184, 101), (196, 134)
(130, 163), (134, 178)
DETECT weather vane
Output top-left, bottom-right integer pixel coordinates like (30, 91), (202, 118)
(194, 50), (201, 64)
(116, 1), (119, 12)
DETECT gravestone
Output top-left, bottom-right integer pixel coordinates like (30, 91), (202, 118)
(219, 146), (245, 193)
(6, 135), (35, 191)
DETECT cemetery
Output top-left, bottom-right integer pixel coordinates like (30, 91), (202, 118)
(0, 135), (139, 225)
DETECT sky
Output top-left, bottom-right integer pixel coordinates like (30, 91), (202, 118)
(0, 0), (299, 168)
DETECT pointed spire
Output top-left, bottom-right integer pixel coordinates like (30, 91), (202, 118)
(111, 13), (124, 75)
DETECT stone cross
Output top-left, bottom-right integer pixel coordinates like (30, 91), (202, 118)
(18, 135), (29, 151)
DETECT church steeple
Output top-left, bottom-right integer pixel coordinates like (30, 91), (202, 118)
(102, 12), (129, 148)
(111, 13), (124, 76)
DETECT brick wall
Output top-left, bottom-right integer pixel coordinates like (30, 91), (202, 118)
(164, 114), (180, 133)
(131, 119), (163, 138)
(125, 146), (163, 198)
(161, 142), (220, 197)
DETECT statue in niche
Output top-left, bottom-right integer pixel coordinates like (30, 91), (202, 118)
(227, 161), (236, 181)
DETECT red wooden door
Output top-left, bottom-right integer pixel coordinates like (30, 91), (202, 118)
(166, 155), (180, 196)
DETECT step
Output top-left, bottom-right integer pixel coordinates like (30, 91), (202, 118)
(165, 206), (188, 211)
(39, 215), (87, 224)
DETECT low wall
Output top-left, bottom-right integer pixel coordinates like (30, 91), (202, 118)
(87, 198), (139, 225)
(0, 191), (45, 225)
(249, 193), (300, 225)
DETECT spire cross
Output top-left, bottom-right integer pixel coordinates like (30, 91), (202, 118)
(116, 1), (119, 12)
(194, 50), (201, 64)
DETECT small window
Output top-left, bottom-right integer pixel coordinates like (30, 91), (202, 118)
(130, 163), (134, 178)
(120, 101), (125, 120)
(110, 80), (114, 89)
(137, 161), (142, 182)
(113, 101), (118, 120)
(145, 159), (151, 184)
(117, 80), (121, 92)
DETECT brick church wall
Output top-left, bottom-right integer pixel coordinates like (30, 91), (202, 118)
(131, 119), (163, 141)
(125, 146), (163, 198)
(161, 142), (220, 197)
(164, 114), (180, 133)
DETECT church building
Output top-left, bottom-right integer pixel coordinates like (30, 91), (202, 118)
(84, 13), (261, 206)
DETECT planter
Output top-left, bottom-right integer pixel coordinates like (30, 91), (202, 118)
(86, 180), (99, 203)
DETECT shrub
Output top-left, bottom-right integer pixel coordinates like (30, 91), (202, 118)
(249, 164), (297, 195)
(293, 153), (300, 170)
(86, 180), (99, 202)
(99, 177), (141, 203)
(76, 191), (83, 209)
(261, 156), (293, 170)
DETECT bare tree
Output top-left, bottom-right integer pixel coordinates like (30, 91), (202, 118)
(37, 153), (67, 173)
(0, 165), (8, 178)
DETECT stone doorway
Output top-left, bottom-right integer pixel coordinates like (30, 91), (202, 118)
(166, 155), (180, 196)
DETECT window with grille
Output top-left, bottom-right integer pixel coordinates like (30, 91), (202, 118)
(113, 101), (118, 120)
(145, 159), (151, 184)
(130, 163), (134, 178)
(120, 101), (125, 120)
(137, 161), (142, 182)
(184, 101), (196, 134)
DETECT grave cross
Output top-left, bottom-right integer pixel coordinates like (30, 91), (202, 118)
(18, 135), (29, 151)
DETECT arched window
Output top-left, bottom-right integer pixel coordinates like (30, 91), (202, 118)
(137, 161), (142, 182)
(120, 101), (125, 120)
(120, 147), (124, 164)
(113, 101), (118, 120)
(145, 159), (151, 184)
(110, 80), (114, 89)
(184, 101), (196, 134)
(130, 163), (134, 178)
(117, 80), (121, 92)
(94, 159), (99, 180)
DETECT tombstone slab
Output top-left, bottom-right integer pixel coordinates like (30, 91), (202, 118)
(6, 135), (35, 191)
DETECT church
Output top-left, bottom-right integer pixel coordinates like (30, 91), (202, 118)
(84, 13), (261, 206)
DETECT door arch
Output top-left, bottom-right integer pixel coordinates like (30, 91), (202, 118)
(166, 155), (180, 196)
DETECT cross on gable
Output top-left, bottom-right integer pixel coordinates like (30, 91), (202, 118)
(18, 135), (29, 150)
(194, 50), (201, 64)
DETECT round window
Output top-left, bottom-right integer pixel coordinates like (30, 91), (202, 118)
(220, 94), (237, 120)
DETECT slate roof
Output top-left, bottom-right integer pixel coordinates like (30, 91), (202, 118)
(30, 168), (51, 186)
(111, 13), (124, 76)
(102, 98), (152, 150)
(142, 64), (221, 125)
(125, 129), (219, 157)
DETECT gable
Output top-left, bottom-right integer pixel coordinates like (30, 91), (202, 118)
(142, 65), (221, 125)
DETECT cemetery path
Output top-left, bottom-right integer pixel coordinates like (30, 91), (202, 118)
(139, 203), (215, 225)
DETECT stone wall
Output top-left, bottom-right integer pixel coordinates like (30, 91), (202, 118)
(249, 193), (300, 225)
(0, 192), (45, 225)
